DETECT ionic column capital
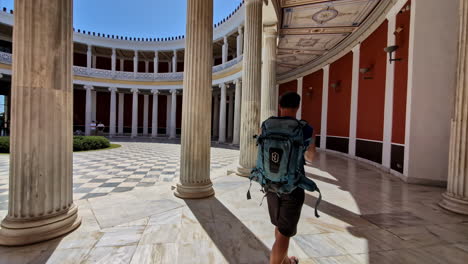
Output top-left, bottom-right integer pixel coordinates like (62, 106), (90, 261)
(152, 90), (160, 95)
(238, 26), (243, 35)
(84, 85), (94, 91)
(170, 89), (178, 95)
(131, 88), (139, 94)
(108, 87), (118, 93)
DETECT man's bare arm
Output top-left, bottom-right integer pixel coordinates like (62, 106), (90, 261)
(304, 137), (316, 163)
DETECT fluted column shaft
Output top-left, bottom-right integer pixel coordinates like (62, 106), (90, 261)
(260, 26), (278, 122)
(170, 89), (177, 139)
(0, 0), (80, 246)
(118, 92), (124, 134)
(238, 0), (263, 176)
(233, 79), (242, 145)
(175, 0), (214, 199)
(228, 90), (234, 140)
(87, 45), (92, 69)
(154, 51), (159, 74)
(213, 92), (220, 138)
(166, 95), (171, 136)
(222, 36), (229, 64)
(172, 50), (177, 73)
(440, 0), (468, 215)
(219, 83), (227, 143)
(85, 85), (93, 136)
(237, 27), (244, 57)
(152, 91), (159, 138)
(131, 89), (139, 138)
(109, 87), (117, 137)
(143, 94), (149, 135)
(111, 48), (116, 72)
(133, 50), (138, 75)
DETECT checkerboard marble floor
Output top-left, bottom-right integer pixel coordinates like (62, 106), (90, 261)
(0, 141), (239, 210)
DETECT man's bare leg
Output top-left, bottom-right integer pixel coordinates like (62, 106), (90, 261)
(270, 227), (291, 264)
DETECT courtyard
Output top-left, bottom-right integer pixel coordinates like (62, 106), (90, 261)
(1, 142), (467, 263)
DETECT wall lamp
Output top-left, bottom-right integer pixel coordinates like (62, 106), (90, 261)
(330, 81), (341, 92)
(384, 45), (402, 64)
(359, 66), (373, 80)
(305, 87), (313, 96)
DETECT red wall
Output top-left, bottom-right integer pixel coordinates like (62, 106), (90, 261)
(302, 70), (323, 134)
(158, 95), (167, 128)
(96, 92), (110, 125)
(96, 56), (111, 70)
(73, 53), (87, 67)
(73, 89), (86, 126)
(279, 79), (297, 96)
(393, 1), (411, 144)
(327, 52), (353, 137)
(356, 20), (388, 141)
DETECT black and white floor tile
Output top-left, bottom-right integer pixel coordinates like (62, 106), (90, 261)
(0, 142), (239, 210)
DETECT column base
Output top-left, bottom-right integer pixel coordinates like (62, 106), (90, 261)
(439, 192), (468, 215)
(174, 182), (215, 199)
(0, 204), (81, 246)
(236, 166), (252, 177)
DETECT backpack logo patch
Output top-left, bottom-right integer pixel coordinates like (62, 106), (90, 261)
(269, 148), (283, 173)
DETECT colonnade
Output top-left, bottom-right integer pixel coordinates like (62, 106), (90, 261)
(85, 26), (244, 74)
(83, 81), (242, 144)
(0, 0), (277, 245)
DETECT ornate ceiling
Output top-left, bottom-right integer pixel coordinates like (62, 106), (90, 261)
(277, 0), (381, 75)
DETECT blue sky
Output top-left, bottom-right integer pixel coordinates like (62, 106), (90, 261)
(0, 0), (242, 38)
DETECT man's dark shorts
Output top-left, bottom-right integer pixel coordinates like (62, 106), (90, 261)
(266, 187), (305, 237)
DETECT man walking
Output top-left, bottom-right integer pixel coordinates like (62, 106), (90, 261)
(249, 91), (320, 264)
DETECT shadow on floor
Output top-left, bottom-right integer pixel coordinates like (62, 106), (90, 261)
(186, 196), (270, 264)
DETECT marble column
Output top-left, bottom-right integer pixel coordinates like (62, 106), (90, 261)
(222, 36), (229, 64)
(109, 87), (117, 137)
(233, 79), (242, 145)
(228, 90), (234, 141)
(169, 89), (177, 139)
(219, 83), (227, 143)
(440, 0), (468, 215)
(145, 61), (149, 73)
(172, 50), (177, 73)
(111, 48), (116, 72)
(87, 44), (92, 68)
(213, 91), (220, 138)
(133, 50), (138, 75)
(85, 85), (93, 136)
(166, 95), (171, 136)
(154, 51), (159, 74)
(175, 0), (214, 199)
(0, 0), (81, 246)
(152, 90), (159, 138)
(92, 55), (97, 68)
(118, 92), (125, 134)
(296, 77), (303, 120)
(143, 94), (149, 136)
(120, 59), (124, 72)
(237, 26), (244, 57)
(131, 88), (139, 138)
(260, 25), (278, 122)
(238, 0), (263, 176)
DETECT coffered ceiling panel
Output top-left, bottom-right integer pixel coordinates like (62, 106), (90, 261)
(277, 0), (382, 75)
(283, 0), (379, 28)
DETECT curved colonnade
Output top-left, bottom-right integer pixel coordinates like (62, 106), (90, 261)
(0, 2), (245, 142)
(0, 0), (467, 247)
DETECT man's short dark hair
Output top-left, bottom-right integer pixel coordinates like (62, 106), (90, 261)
(279, 92), (301, 109)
